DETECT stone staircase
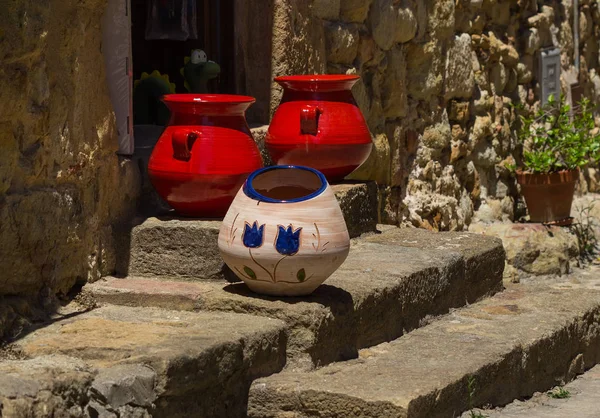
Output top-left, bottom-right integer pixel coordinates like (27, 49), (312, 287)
(3, 182), (600, 417)
(248, 281), (600, 417)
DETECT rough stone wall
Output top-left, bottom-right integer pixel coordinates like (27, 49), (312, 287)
(268, 0), (600, 230)
(0, 0), (139, 314)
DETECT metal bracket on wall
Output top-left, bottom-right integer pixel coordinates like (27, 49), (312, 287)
(539, 47), (561, 106)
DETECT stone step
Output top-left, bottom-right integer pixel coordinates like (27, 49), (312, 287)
(2, 305), (286, 418)
(247, 275), (600, 418)
(88, 227), (505, 370)
(481, 365), (600, 418)
(122, 181), (378, 279)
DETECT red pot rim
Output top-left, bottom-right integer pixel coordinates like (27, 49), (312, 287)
(516, 168), (579, 185)
(161, 94), (256, 105)
(274, 74), (360, 92)
(275, 75), (360, 83)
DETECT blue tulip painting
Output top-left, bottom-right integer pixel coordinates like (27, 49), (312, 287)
(275, 225), (302, 255)
(231, 218), (312, 286)
(242, 221), (265, 248)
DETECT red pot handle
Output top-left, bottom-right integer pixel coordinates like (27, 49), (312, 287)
(172, 129), (200, 161)
(300, 105), (323, 135)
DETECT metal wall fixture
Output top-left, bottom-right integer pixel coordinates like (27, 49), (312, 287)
(539, 47), (561, 105)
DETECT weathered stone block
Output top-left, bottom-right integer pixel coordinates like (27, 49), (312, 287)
(0, 189), (87, 295)
(517, 61), (533, 84)
(325, 22), (360, 65)
(332, 182), (379, 238)
(427, 0), (455, 40)
(422, 120), (452, 150)
(525, 28), (541, 54)
(369, 0), (395, 50)
(394, 4), (418, 43)
(271, 0), (327, 113)
(445, 34), (475, 100)
(505, 67), (518, 93)
(489, 0), (510, 25)
(469, 223), (579, 276)
(10, 306), (287, 418)
(126, 218), (224, 280)
(451, 140), (468, 163)
(91, 365), (156, 408)
(311, 0), (340, 20)
(381, 47), (408, 118)
(347, 134), (391, 185)
(490, 61), (508, 95)
(0, 355), (95, 417)
(502, 44), (520, 68)
(470, 115), (493, 146)
(406, 41), (444, 100)
(250, 125), (272, 166)
(340, 0), (373, 23)
(356, 35), (385, 68)
(449, 101), (471, 124)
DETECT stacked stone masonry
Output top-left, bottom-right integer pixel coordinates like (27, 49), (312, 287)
(0, 0), (140, 333)
(267, 0), (600, 229)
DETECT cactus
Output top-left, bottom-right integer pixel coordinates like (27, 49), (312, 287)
(180, 49), (221, 93)
(133, 70), (175, 126)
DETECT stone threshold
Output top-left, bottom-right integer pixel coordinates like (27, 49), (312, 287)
(88, 227), (505, 370)
(247, 277), (600, 418)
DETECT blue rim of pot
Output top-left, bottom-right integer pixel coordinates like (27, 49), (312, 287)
(243, 165), (328, 203)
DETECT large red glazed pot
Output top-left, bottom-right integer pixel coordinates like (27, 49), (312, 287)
(148, 94), (263, 218)
(265, 75), (373, 182)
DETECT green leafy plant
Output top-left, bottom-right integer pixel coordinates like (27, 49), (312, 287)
(547, 387), (571, 399)
(571, 198), (599, 259)
(467, 376), (488, 418)
(518, 95), (600, 173)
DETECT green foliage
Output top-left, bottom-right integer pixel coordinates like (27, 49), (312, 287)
(466, 376), (488, 418)
(547, 387), (571, 399)
(504, 162), (517, 173)
(571, 199), (599, 259)
(518, 95), (600, 173)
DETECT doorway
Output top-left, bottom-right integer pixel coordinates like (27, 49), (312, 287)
(131, 0), (235, 94)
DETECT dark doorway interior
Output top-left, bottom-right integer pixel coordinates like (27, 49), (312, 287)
(131, 0), (235, 94)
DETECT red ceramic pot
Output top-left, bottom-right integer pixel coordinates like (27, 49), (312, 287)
(265, 75), (372, 182)
(516, 169), (578, 224)
(148, 94), (263, 218)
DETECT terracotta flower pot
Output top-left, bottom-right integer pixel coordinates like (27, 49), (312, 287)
(148, 94), (263, 218)
(218, 165), (350, 296)
(265, 75), (373, 182)
(516, 169), (578, 223)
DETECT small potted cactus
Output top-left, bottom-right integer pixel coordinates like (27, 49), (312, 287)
(516, 95), (600, 224)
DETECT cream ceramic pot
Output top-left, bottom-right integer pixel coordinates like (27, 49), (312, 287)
(218, 165), (350, 296)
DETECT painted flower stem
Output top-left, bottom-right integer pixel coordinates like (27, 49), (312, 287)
(234, 267), (273, 283)
(273, 255), (288, 283)
(227, 213), (239, 247)
(248, 248), (275, 282)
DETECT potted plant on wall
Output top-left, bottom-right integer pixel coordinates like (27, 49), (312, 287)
(516, 94), (600, 224)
